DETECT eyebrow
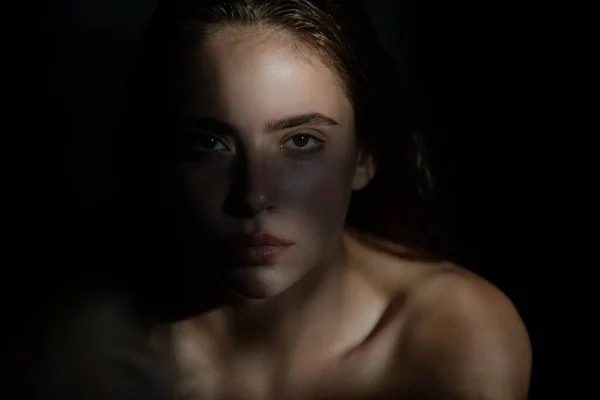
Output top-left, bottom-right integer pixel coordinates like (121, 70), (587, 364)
(178, 112), (339, 134)
(264, 112), (339, 132)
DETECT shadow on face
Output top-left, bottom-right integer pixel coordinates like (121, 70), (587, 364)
(172, 25), (375, 299)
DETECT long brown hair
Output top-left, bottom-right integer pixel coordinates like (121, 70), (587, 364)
(110, 0), (447, 264)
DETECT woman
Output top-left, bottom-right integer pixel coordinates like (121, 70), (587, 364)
(43, 0), (531, 399)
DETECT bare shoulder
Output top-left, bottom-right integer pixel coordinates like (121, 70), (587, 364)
(346, 232), (531, 399)
(394, 265), (532, 399)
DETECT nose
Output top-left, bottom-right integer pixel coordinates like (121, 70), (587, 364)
(225, 152), (275, 217)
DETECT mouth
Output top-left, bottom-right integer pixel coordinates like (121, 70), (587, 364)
(226, 233), (294, 266)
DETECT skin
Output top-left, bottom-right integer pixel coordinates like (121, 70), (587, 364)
(156, 25), (532, 400)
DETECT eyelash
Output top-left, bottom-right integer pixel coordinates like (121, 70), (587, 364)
(185, 133), (325, 154)
(187, 134), (229, 152)
(281, 133), (325, 153)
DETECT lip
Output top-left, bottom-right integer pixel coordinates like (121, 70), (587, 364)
(230, 245), (292, 266)
(226, 233), (294, 266)
(228, 233), (294, 247)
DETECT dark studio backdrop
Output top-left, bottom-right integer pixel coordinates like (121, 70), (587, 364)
(18, 0), (551, 398)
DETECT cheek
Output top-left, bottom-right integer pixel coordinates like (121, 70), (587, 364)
(277, 154), (355, 223)
(273, 154), (356, 262)
(176, 159), (230, 218)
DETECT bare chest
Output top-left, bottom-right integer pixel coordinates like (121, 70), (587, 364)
(165, 326), (403, 400)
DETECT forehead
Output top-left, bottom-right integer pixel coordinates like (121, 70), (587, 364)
(177, 25), (353, 128)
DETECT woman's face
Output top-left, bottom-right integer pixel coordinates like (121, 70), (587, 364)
(174, 26), (373, 298)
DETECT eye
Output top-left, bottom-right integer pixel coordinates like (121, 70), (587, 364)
(188, 135), (228, 152)
(282, 134), (324, 152)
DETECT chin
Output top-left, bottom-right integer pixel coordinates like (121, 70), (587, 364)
(222, 265), (304, 299)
